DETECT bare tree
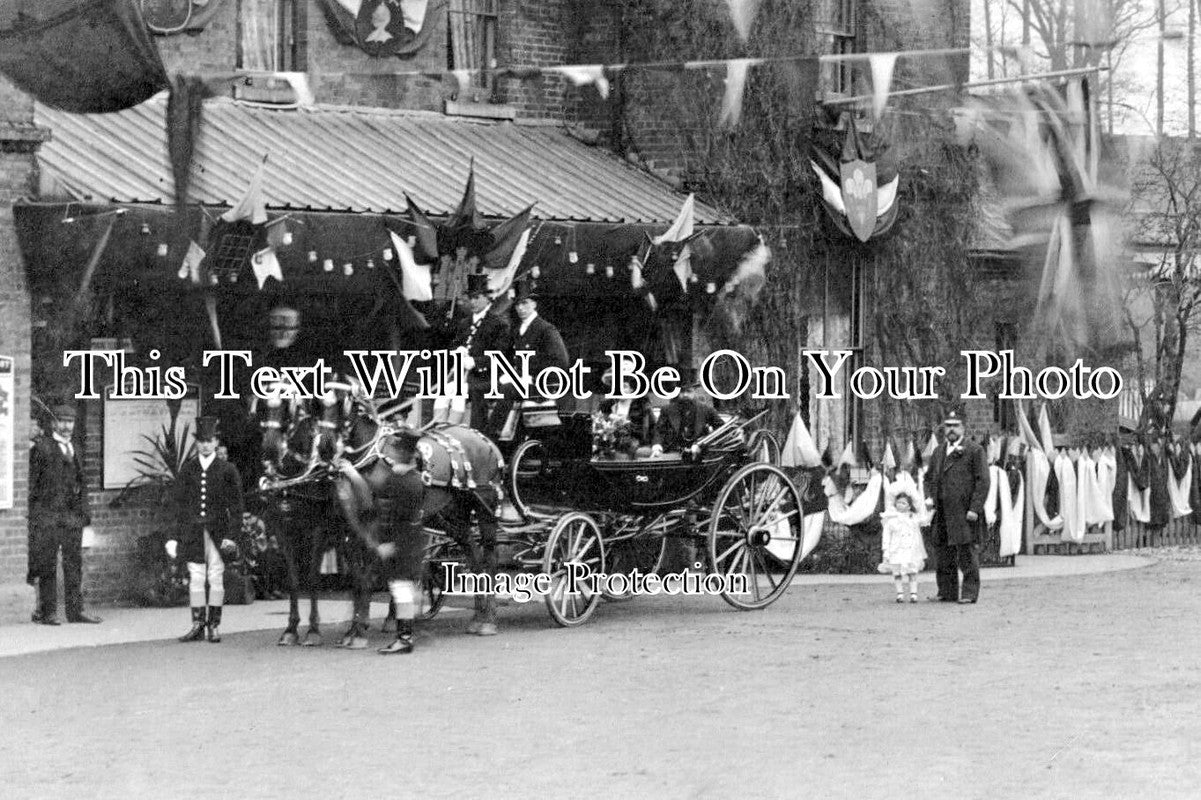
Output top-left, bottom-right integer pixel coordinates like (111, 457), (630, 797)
(1125, 138), (1201, 429)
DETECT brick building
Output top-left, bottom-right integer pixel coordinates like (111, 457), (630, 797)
(1, 0), (1079, 605)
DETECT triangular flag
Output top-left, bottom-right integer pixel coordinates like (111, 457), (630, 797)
(403, 194), (440, 261)
(1038, 404), (1057, 454)
(1015, 399), (1043, 453)
(867, 53), (897, 120)
(551, 65), (609, 98)
(724, 0), (762, 41)
(250, 248), (283, 289)
(922, 433), (938, 460)
(630, 255), (646, 290)
(447, 162), (484, 232)
(781, 412), (822, 468)
(718, 59), (752, 128)
(653, 194), (695, 245)
(178, 240), (205, 284)
(483, 204), (535, 270)
(389, 230), (432, 301)
(723, 238), (770, 300)
(881, 441), (897, 471)
(488, 227), (530, 296)
(902, 437), (916, 471)
(220, 156), (268, 224)
(837, 441), (857, 468)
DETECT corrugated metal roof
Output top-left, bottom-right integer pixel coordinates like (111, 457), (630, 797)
(35, 98), (730, 224)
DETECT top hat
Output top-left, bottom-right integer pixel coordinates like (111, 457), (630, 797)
(465, 273), (490, 297)
(194, 416), (220, 441)
(50, 403), (77, 421)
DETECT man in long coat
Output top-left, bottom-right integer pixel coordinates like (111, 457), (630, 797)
(485, 282), (569, 438)
(167, 417), (245, 642)
(437, 274), (510, 429)
(27, 403), (100, 624)
(924, 409), (989, 604)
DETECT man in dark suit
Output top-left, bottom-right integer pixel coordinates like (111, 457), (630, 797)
(924, 409), (990, 604)
(486, 282), (569, 438)
(167, 417), (245, 643)
(27, 403), (101, 625)
(653, 381), (723, 457)
(437, 273), (510, 429)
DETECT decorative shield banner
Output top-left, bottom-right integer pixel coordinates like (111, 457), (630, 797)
(355, 0), (428, 57)
(840, 159), (878, 243)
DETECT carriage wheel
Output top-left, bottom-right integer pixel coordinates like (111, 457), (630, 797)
(508, 439), (546, 521)
(746, 429), (781, 465)
(602, 517), (669, 602)
(708, 463), (803, 610)
(542, 512), (605, 627)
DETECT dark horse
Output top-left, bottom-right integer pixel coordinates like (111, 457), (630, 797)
(330, 394), (507, 650)
(254, 387), (378, 647)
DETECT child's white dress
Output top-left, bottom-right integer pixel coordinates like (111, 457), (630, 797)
(877, 510), (928, 575)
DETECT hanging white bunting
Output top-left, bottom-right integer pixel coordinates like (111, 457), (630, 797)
(718, 59), (753, 128)
(389, 229), (433, 301)
(250, 247), (283, 289)
(867, 53), (897, 120)
(550, 65), (609, 98)
(723, 0), (761, 41)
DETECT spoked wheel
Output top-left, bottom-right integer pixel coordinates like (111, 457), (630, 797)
(708, 463), (803, 610)
(746, 429), (781, 465)
(418, 539), (462, 621)
(603, 516), (670, 602)
(542, 512), (605, 627)
(508, 439), (546, 521)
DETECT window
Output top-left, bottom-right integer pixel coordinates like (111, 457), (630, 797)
(818, 0), (856, 96)
(238, 0), (304, 72)
(448, 0), (498, 95)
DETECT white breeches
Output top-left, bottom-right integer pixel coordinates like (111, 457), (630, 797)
(187, 531), (225, 608)
(389, 579), (418, 620)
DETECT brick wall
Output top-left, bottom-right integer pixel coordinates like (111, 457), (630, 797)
(0, 76), (38, 590)
(495, 0), (572, 119)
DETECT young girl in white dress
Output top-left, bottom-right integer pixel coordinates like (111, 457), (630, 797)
(878, 489), (929, 603)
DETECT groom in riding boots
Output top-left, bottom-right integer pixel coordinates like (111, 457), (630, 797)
(168, 416), (246, 643)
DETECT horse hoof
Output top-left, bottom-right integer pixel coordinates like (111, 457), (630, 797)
(301, 632), (323, 647)
(278, 632), (299, 647)
(344, 636), (369, 650)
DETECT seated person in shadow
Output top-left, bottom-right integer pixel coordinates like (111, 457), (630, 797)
(593, 369), (656, 459)
(651, 380), (723, 458)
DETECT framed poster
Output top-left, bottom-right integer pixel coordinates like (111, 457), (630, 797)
(0, 356), (12, 509)
(102, 384), (201, 490)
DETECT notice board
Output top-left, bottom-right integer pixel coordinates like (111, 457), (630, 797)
(102, 386), (200, 489)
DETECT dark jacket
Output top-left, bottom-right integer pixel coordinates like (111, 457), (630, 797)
(28, 434), (90, 529)
(453, 308), (510, 379)
(173, 455), (245, 563)
(510, 314), (569, 379)
(925, 439), (990, 546)
(657, 397), (722, 451)
(598, 396), (656, 451)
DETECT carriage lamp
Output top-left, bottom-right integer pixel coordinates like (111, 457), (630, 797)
(281, 231), (294, 246)
(366, 258), (375, 269)
(209, 274), (219, 285)
(585, 262), (595, 275)
(157, 243), (169, 257)
(229, 273), (238, 283)
(706, 282), (716, 294)
(308, 250), (318, 262)
(554, 236), (562, 245)
(605, 265), (614, 278)
(568, 251), (579, 264)
(140, 222), (151, 236)
(323, 259), (334, 272)
(177, 265), (189, 280)
(343, 262), (354, 276)
(531, 266), (541, 278)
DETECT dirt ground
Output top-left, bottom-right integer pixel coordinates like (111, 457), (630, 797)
(3, 555), (1201, 799)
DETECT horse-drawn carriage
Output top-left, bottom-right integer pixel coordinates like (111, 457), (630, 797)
(251, 380), (805, 644)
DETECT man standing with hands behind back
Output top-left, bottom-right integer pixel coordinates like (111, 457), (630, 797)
(924, 408), (989, 604)
(167, 416), (245, 643)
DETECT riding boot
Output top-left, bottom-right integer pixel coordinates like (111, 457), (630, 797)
(179, 607), (206, 642)
(206, 606), (223, 643)
(378, 619), (414, 654)
(475, 593), (498, 636)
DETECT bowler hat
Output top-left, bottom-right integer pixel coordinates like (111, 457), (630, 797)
(194, 416), (220, 441)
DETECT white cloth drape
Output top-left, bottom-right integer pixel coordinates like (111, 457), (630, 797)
(1027, 448), (1064, 531)
(1168, 449), (1193, 519)
(997, 467), (1024, 557)
(824, 470), (883, 526)
(1056, 451), (1084, 543)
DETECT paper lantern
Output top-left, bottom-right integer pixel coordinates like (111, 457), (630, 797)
(323, 259), (334, 272)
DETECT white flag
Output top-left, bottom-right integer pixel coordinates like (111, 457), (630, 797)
(389, 229), (432, 301)
(221, 157), (268, 225)
(781, 412), (822, 468)
(488, 227), (530, 295)
(868, 53), (897, 120)
(718, 59), (753, 128)
(551, 65), (609, 98)
(724, 0), (762, 41)
(250, 248), (283, 289)
(179, 240), (205, 284)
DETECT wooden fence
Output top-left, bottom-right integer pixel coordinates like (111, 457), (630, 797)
(1111, 516), (1201, 550)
